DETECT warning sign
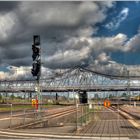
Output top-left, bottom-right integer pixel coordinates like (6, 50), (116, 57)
(104, 100), (111, 107)
(32, 98), (38, 110)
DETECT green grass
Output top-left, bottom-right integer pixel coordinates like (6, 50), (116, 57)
(0, 105), (34, 112)
(0, 104), (65, 112)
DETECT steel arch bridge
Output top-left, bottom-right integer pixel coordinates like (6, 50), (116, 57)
(0, 67), (140, 93)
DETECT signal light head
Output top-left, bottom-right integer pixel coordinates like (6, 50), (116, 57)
(33, 35), (40, 46)
(31, 35), (41, 78)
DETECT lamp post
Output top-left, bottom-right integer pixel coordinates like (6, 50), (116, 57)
(9, 103), (12, 128)
(75, 93), (79, 131)
(127, 70), (131, 106)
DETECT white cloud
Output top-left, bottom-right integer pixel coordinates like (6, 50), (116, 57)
(5, 66), (32, 80)
(0, 12), (17, 41)
(76, 26), (98, 37)
(96, 52), (110, 64)
(125, 33), (140, 52)
(44, 47), (90, 68)
(0, 66), (54, 80)
(0, 71), (8, 80)
(42, 30), (140, 70)
(105, 7), (129, 30)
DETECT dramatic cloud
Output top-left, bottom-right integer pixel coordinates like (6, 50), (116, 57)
(0, 1), (115, 68)
(1, 1), (140, 80)
(43, 33), (128, 68)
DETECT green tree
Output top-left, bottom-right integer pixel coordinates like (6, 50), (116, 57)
(94, 93), (99, 99)
(0, 94), (2, 101)
(122, 93), (127, 97)
(10, 94), (15, 100)
(109, 94), (114, 99)
(17, 96), (22, 99)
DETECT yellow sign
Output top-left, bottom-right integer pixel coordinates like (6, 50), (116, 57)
(32, 99), (36, 106)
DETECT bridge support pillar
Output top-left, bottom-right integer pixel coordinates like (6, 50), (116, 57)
(78, 91), (88, 104)
(55, 93), (59, 105)
(29, 92), (32, 100)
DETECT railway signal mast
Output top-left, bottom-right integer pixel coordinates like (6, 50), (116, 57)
(31, 35), (41, 111)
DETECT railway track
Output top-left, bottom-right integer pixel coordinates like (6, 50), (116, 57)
(78, 106), (140, 138)
(110, 106), (140, 120)
(119, 106), (140, 119)
(0, 129), (98, 139)
(1, 105), (140, 139)
(0, 106), (89, 139)
(12, 106), (78, 129)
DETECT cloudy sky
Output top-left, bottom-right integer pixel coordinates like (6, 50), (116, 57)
(0, 1), (140, 80)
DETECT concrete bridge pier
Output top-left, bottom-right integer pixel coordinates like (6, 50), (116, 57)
(78, 91), (88, 104)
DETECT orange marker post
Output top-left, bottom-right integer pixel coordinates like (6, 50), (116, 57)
(104, 100), (111, 108)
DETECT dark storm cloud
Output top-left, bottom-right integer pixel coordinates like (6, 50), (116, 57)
(0, 1), (112, 68)
(0, 42), (32, 67)
(2, 45), (31, 59)
(3, 57), (32, 67)
(1, 1), (139, 72)
(1, 1), (140, 80)
(0, 1), (19, 13)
